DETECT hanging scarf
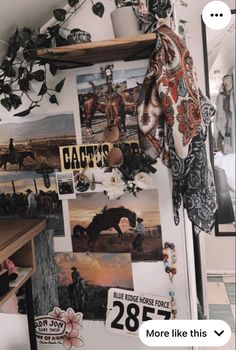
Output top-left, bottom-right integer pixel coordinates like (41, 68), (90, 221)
(138, 25), (217, 232)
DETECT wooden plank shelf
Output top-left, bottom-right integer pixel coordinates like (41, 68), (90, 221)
(0, 267), (33, 306)
(0, 219), (46, 307)
(37, 33), (156, 69)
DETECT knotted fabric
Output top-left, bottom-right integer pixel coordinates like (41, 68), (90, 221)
(138, 25), (217, 232)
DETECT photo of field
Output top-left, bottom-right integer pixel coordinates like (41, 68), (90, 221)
(55, 252), (133, 320)
(69, 189), (162, 262)
(0, 113), (76, 171)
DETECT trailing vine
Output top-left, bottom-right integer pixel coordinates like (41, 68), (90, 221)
(0, 0), (104, 116)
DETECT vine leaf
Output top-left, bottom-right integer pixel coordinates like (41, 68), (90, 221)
(17, 27), (32, 47)
(49, 64), (58, 76)
(55, 78), (65, 92)
(10, 94), (22, 109)
(14, 104), (38, 117)
(53, 9), (67, 22)
(49, 94), (58, 104)
(1, 98), (12, 111)
(68, 0), (79, 6)
(2, 84), (12, 94)
(32, 70), (45, 82)
(38, 82), (47, 95)
(92, 2), (105, 18)
(18, 78), (30, 92)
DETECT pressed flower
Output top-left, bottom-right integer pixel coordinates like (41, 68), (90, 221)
(63, 329), (83, 350)
(62, 308), (82, 333)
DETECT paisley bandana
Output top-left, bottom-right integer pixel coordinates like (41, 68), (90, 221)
(138, 25), (217, 232)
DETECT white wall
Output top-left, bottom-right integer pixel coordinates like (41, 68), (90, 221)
(0, 2), (198, 349)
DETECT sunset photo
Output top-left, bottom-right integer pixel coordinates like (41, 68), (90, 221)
(55, 252), (133, 320)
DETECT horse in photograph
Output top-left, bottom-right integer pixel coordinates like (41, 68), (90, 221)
(67, 279), (85, 313)
(73, 207), (137, 250)
(0, 151), (35, 170)
(121, 83), (142, 118)
(37, 190), (53, 215)
(83, 92), (126, 135)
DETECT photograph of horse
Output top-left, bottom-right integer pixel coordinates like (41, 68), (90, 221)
(55, 252), (133, 320)
(0, 171), (64, 236)
(69, 190), (163, 262)
(0, 113), (76, 171)
(77, 64), (146, 144)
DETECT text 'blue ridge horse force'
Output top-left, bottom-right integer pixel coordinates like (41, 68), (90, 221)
(73, 206), (137, 250)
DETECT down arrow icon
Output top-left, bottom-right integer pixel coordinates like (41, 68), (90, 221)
(214, 330), (224, 336)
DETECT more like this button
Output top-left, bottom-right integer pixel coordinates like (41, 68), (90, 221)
(139, 320), (231, 347)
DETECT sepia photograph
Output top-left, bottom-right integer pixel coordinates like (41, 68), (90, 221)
(77, 63), (146, 144)
(0, 171), (64, 236)
(0, 113), (76, 172)
(55, 252), (133, 320)
(69, 189), (162, 262)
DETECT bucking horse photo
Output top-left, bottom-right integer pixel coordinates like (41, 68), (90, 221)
(73, 206), (137, 250)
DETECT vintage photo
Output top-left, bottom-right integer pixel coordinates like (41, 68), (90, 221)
(56, 172), (76, 200)
(0, 112), (76, 172)
(0, 171), (64, 236)
(69, 189), (162, 262)
(55, 252), (133, 320)
(77, 63), (146, 144)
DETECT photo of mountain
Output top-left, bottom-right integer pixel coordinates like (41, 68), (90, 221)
(0, 113), (76, 171)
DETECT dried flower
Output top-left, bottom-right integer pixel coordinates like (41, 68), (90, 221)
(103, 169), (125, 200)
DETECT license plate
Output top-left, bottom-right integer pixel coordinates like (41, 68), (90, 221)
(106, 288), (172, 336)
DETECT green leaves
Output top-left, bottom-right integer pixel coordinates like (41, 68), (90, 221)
(38, 82), (47, 96)
(18, 78), (30, 92)
(10, 94), (22, 109)
(92, 2), (105, 18)
(49, 64), (57, 76)
(1, 98), (12, 111)
(14, 104), (38, 117)
(68, 0), (79, 6)
(55, 78), (65, 92)
(17, 27), (32, 47)
(31, 69), (45, 82)
(53, 9), (67, 22)
(49, 94), (58, 104)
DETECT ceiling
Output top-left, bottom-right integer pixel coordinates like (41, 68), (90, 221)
(0, 0), (66, 58)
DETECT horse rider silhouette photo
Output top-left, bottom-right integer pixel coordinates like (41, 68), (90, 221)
(8, 138), (18, 163)
(68, 266), (86, 313)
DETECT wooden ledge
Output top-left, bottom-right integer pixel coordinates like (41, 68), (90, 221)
(37, 33), (156, 69)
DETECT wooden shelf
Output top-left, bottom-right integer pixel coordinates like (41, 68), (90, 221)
(0, 267), (33, 306)
(0, 219), (46, 307)
(37, 33), (156, 69)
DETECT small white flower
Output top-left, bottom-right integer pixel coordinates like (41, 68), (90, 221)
(103, 169), (125, 200)
(134, 172), (152, 189)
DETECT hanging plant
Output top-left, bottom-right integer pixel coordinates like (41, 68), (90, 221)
(0, 0), (105, 116)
